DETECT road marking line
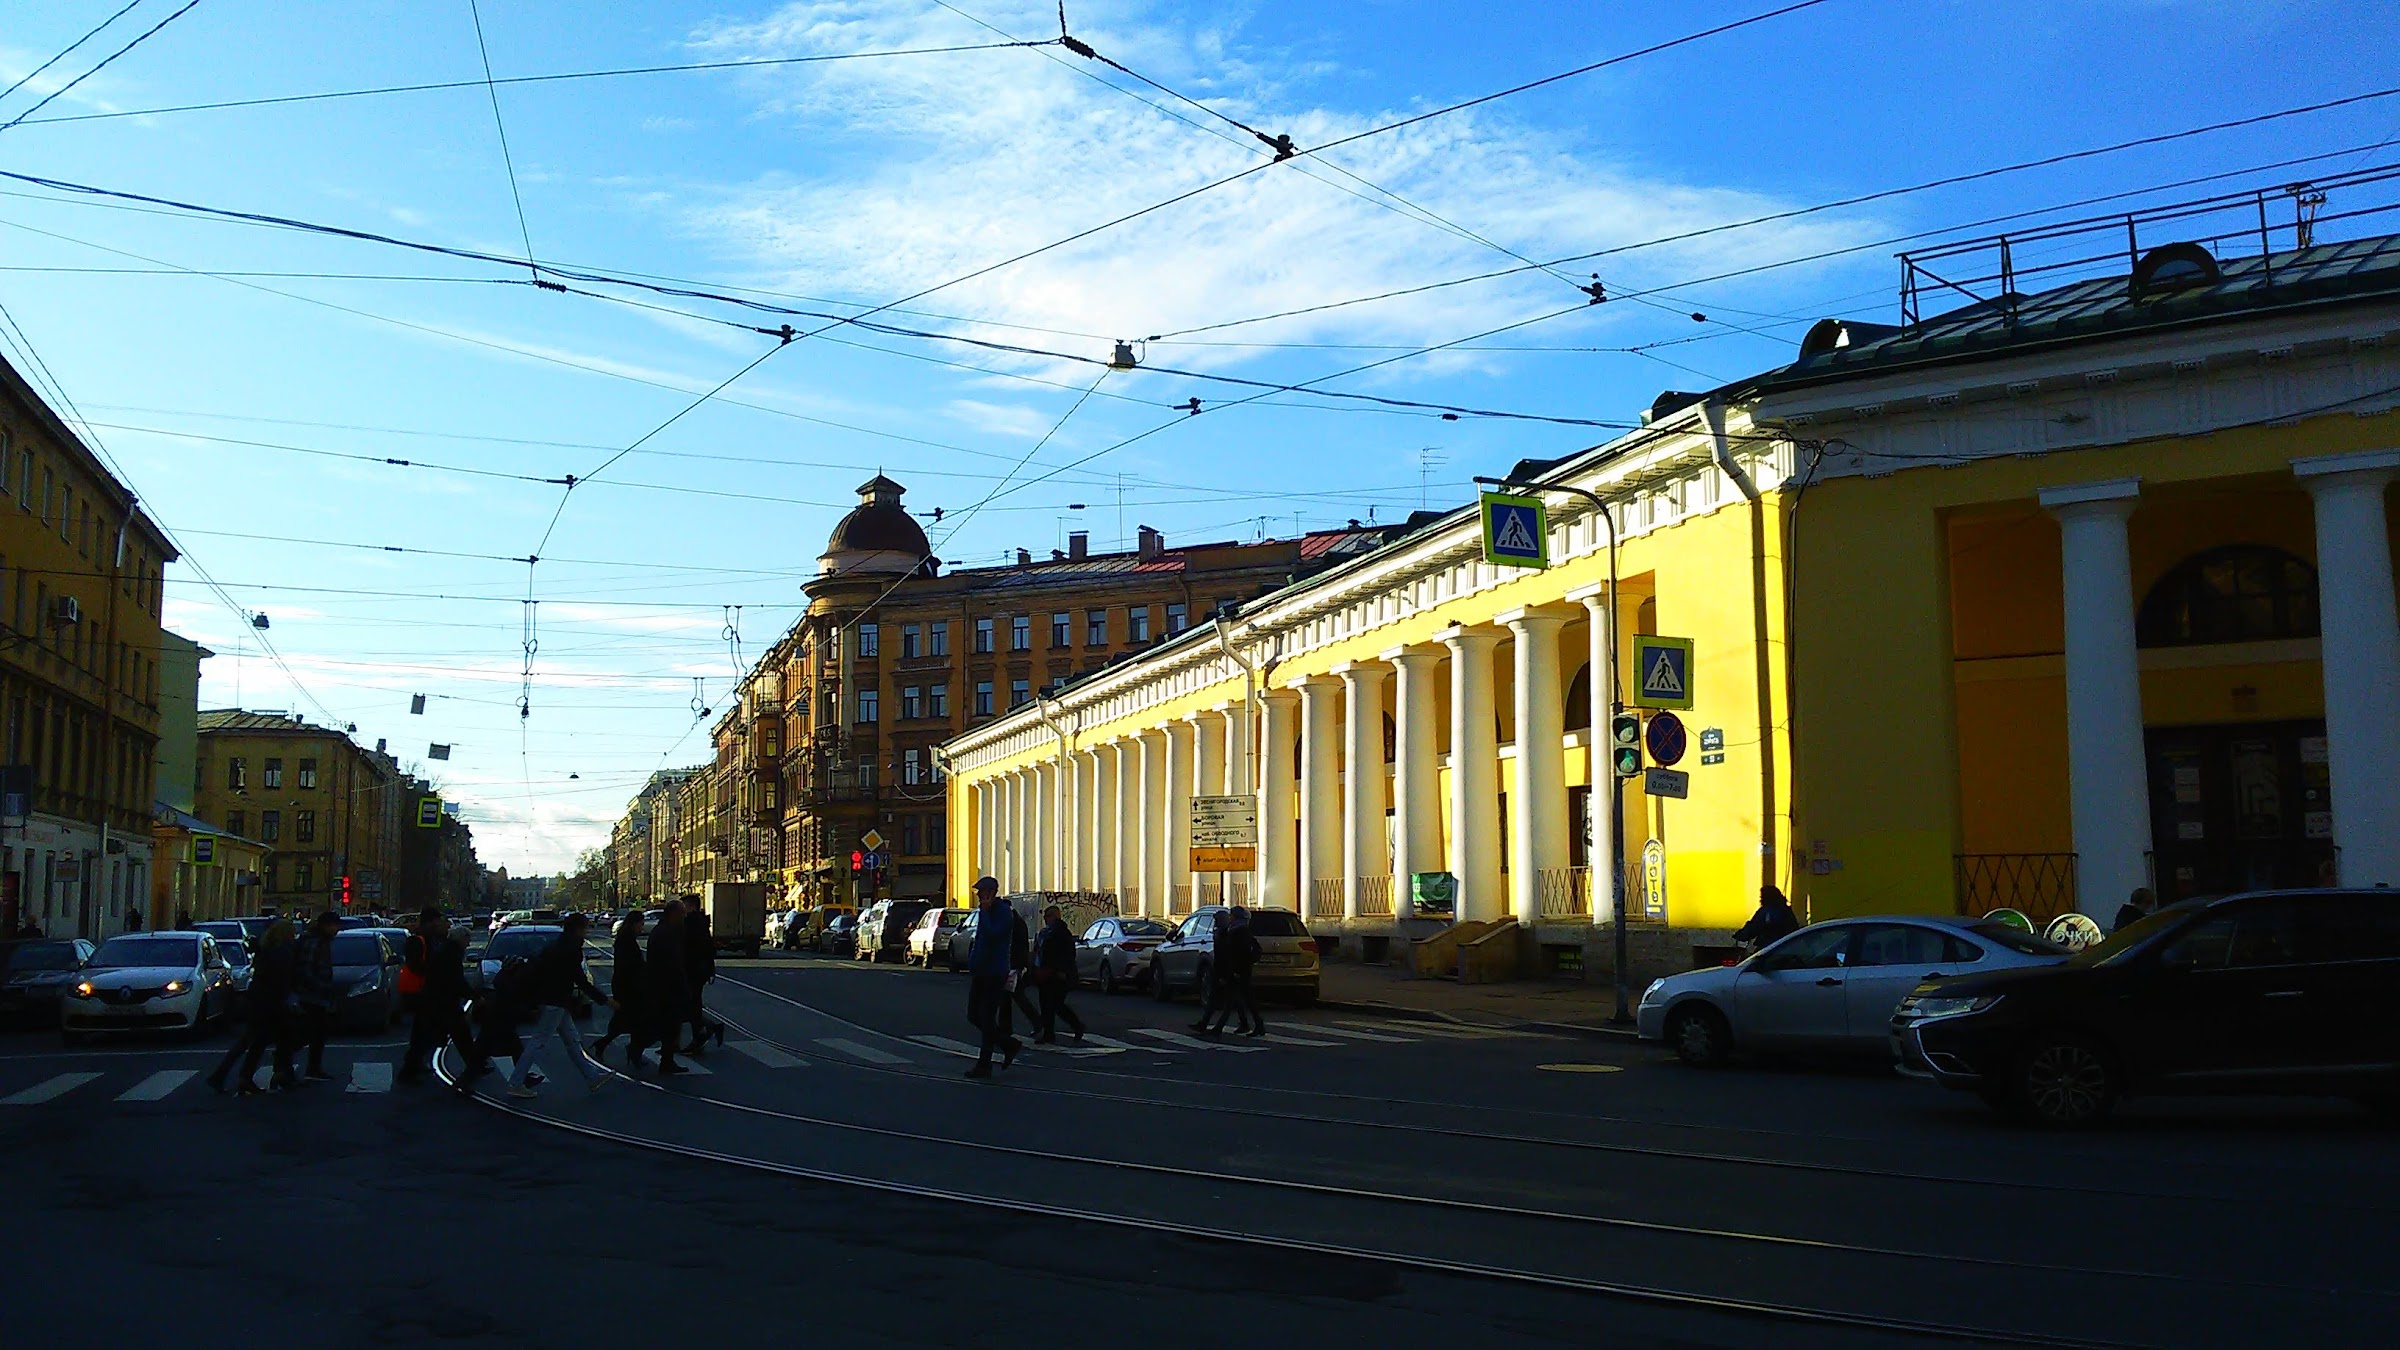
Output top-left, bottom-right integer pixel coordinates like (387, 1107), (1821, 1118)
(488, 1056), (514, 1081)
(1260, 1032), (1342, 1047)
(676, 1059), (713, 1076)
(907, 1035), (985, 1059)
(817, 1037), (908, 1065)
(1300, 1024), (1415, 1043)
(1076, 1033), (1175, 1054)
(1537, 1063), (1624, 1074)
(347, 1061), (394, 1094)
(1348, 1021), (1519, 1039)
(117, 1069), (196, 1101)
(727, 1040), (807, 1069)
(1022, 1040), (1120, 1057)
(2, 1072), (101, 1105)
(1128, 1028), (1265, 1053)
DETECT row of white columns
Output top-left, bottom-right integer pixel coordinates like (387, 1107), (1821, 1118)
(2041, 449), (2400, 899)
(967, 592), (1624, 926)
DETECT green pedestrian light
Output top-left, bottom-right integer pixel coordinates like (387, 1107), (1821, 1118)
(1610, 712), (1643, 778)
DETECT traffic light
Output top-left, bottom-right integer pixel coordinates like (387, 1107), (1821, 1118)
(850, 850), (865, 873)
(1610, 712), (1644, 778)
(340, 874), (354, 908)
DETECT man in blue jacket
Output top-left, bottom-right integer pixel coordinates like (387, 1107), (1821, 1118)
(963, 877), (1025, 1079)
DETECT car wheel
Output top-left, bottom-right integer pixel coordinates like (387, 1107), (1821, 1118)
(1666, 1004), (1731, 1068)
(2013, 1033), (2119, 1127)
(1151, 962), (1173, 1002)
(1099, 964), (1119, 997)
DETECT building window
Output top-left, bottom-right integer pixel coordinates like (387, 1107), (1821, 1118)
(973, 617), (994, 653)
(903, 748), (923, 785)
(260, 810), (280, 843)
(1051, 611), (1071, 648)
(974, 681), (993, 716)
(263, 758), (283, 789)
(1010, 614), (1031, 651)
(224, 810), (245, 838)
(296, 810), (316, 843)
(295, 861), (312, 893)
(857, 623), (878, 657)
(901, 686), (923, 719)
(928, 815), (946, 852)
(1009, 679), (1031, 709)
(856, 689), (879, 723)
(1086, 608), (1107, 646)
(927, 683), (948, 718)
(763, 780), (780, 811)
(762, 724), (781, 757)
(2136, 546), (2321, 647)
(1129, 606), (1151, 642)
(227, 757), (246, 791)
(902, 814), (923, 854)
(929, 621), (950, 656)
(857, 763), (877, 789)
(900, 623), (921, 658)
(297, 758), (317, 789)
(1166, 602), (1188, 634)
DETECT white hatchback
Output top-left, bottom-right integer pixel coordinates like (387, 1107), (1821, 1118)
(1635, 916), (2067, 1066)
(62, 932), (235, 1041)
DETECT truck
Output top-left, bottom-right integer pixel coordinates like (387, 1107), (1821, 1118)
(701, 881), (769, 957)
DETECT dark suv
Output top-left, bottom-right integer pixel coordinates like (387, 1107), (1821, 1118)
(1896, 888), (2400, 1126)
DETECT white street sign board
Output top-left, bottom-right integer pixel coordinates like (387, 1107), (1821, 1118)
(1189, 795), (1257, 846)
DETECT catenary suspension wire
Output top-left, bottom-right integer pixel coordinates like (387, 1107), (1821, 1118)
(465, 0), (539, 279)
(0, 0), (145, 105)
(0, 0), (205, 133)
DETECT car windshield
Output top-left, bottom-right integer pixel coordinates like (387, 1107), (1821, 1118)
(4, 942), (82, 971)
(90, 936), (199, 969)
(2066, 902), (2203, 968)
(217, 944), (251, 966)
(1245, 912), (1308, 937)
(486, 930), (556, 960)
(1965, 922), (2071, 957)
(1119, 919), (1169, 937)
(332, 934), (386, 964)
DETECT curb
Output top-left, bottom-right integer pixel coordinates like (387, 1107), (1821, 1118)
(1311, 998), (1478, 1027)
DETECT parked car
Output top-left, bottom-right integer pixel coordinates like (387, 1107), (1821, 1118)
(908, 909), (972, 968)
(466, 924), (592, 1020)
(816, 912), (858, 957)
(939, 910), (981, 971)
(1897, 888), (2400, 1126)
(766, 909), (808, 950)
(855, 900), (935, 964)
(62, 932), (235, 1040)
(0, 938), (94, 1026)
(1149, 906), (1319, 1005)
(1638, 915), (2068, 1068)
(1076, 917), (1170, 994)
(200, 933), (255, 1015)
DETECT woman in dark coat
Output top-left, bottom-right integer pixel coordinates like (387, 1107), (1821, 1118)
(592, 910), (647, 1062)
(638, 900), (688, 1074)
(683, 907), (725, 1054)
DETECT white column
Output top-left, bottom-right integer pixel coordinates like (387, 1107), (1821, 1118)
(2295, 449), (2400, 886)
(1058, 752), (1079, 891)
(1441, 625), (1504, 923)
(1005, 771), (1025, 892)
(1139, 729), (1169, 918)
(1093, 747), (1119, 896)
(1338, 661), (1390, 920)
(973, 781), (992, 885)
(1115, 740), (1142, 912)
(1297, 675), (1343, 919)
(1385, 644), (1443, 913)
(1031, 762), (1052, 889)
(2040, 479), (2154, 913)
(1505, 607), (1573, 925)
(1192, 709), (1228, 903)
(1258, 689), (1299, 910)
(1164, 720), (1195, 911)
(1575, 587), (1619, 923)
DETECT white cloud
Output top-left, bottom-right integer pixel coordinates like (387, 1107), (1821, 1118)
(945, 397), (1062, 439)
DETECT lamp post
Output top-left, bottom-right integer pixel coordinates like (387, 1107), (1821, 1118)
(1474, 475), (1633, 1024)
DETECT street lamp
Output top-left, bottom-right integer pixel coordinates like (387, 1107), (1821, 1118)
(1474, 475), (1633, 1024)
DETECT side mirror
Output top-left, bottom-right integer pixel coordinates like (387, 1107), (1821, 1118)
(2156, 945), (2192, 970)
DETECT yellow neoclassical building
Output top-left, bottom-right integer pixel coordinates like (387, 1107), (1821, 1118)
(943, 202), (2400, 977)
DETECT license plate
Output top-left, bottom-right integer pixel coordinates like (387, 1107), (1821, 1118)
(1256, 954), (1290, 966)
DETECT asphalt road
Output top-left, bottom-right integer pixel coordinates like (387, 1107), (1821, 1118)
(5, 951), (2396, 1347)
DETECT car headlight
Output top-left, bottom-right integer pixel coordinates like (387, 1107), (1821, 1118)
(162, 979), (187, 994)
(1638, 978), (1667, 1007)
(72, 981), (97, 999)
(1906, 994), (2002, 1021)
(349, 977), (381, 996)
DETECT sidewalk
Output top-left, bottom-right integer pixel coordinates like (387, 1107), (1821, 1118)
(1316, 963), (1639, 1037)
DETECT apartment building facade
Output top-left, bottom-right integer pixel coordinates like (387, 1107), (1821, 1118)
(194, 711), (403, 915)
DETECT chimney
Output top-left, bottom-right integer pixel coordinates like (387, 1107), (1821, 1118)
(1050, 549), (1065, 561)
(1067, 530), (1088, 560)
(1137, 525), (1163, 559)
(1016, 547), (1033, 567)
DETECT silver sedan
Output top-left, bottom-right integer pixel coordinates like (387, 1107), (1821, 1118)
(1636, 915), (2068, 1067)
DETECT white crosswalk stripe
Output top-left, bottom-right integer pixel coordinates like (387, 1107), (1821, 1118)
(1076, 1032), (1174, 1054)
(726, 1039), (807, 1069)
(3, 1072), (101, 1105)
(818, 1037), (908, 1065)
(1295, 1024), (1415, 1043)
(117, 1069), (197, 1101)
(347, 1061), (394, 1094)
(675, 1058), (713, 1075)
(1340, 1020), (1524, 1040)
(1128, 1028), (1265, 1053)
(907, 1034), (985, 1059)
(1259, 1032), (1343, 1047)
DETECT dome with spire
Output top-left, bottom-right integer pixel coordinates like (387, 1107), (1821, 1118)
(819, 475), (933, 577)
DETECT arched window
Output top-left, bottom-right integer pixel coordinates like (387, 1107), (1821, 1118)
(2136, 546), (2319, 647)
(1564, 664), (1592, 730)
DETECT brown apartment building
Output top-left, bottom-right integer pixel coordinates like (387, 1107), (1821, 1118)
(193, 712), (403, 915)
(0, 350), (177, 939)
(645, 475), (1406, 909)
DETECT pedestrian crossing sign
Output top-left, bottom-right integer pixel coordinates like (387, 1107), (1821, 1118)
(415, 796), (443, 829)
(1479, 491), (1548, 568)
(192, 835), (216, 866)
(1631, 635), (1694, 710)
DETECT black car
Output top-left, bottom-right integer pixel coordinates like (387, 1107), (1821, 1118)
(0, 938), (95, 1025)
(1897, 888), (2400, 1126)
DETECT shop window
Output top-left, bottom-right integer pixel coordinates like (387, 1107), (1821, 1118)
(2136, 546), (2319, 648)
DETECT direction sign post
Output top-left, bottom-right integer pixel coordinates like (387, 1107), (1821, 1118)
(1189, 794), (1257, 873)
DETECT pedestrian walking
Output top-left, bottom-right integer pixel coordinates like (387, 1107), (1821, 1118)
(1732, 885), (1800, 950)
(963, 878), (1025, 1079)
(397, 905), (435, 1024)
(1031, 904), (1085, 1044)
(505, 914), (617, 1100)
(399, 916), (481, 1085)
(637, 899), (690, 1075)
(592, 909), (646, 1062)
(206, 918), (297, 1096)
(1196, 906), (1263, 1038)
(288, 912), (341, 1082)
(2112, 886), (2156, 934)
(683, 905), (725, 1055)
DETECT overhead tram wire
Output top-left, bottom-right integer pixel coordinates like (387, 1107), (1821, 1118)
(466, 0), (539, 281)
(0, 0), (145, 105)
(0, 0), (206, 133)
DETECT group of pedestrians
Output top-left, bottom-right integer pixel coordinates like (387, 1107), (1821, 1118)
(204, 910), (344, 1095)
(589, 898), (726, 1078)
(1190, 905), (1266, 1039)
(959, 881), (1099, 1079)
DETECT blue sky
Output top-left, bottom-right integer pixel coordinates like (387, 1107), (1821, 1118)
(0, 0), (2391, 874)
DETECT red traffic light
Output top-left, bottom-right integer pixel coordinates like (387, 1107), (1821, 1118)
(850, 850), (864, 871)
(340, 874), (354, 907)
